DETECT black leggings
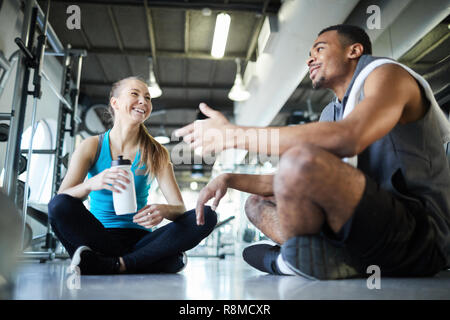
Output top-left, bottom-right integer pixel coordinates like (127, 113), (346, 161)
(48, 194), (217, 273)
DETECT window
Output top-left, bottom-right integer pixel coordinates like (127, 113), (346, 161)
(19, 119), (57, 204)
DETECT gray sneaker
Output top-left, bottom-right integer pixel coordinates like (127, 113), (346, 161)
(281, 235), (363, 280)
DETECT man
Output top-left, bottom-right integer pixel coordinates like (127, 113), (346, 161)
(175, 25), (450, 280)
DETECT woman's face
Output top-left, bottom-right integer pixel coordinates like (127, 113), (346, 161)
(110, 79), (153, 124)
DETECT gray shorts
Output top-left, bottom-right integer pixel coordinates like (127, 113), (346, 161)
(321, 174), (446, 277)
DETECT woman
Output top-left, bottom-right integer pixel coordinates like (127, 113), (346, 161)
(48, 76), (217, 275)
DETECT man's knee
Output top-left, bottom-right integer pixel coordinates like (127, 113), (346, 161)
(244, 195), (263, 223)
(276, 144), (323, 193)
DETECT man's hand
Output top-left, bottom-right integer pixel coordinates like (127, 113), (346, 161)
(195, 174), (229, 225)
(175, 103), (235, 155)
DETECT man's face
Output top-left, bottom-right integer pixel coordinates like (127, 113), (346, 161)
(307, 30), (348, 90)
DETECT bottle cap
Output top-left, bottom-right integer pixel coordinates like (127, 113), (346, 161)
(111, 155), (131, 166)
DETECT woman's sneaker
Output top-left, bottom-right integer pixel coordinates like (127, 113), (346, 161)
(70, 246), (120, 275)
(177, 252), (188, 273)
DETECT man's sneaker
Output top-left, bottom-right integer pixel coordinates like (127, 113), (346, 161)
(70, 246), (120, 275)
(281, 235), (363, 280)
(242, 240), (284, 275)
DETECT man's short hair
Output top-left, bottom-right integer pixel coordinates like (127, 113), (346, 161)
(319, 24), (372, 55)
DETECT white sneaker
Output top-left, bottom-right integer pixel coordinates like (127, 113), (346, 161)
(175, 252), (188, 273)
(69, 246), (92, 272)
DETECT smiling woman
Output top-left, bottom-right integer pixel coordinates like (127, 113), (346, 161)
(46, 76), (218, 275)
(106, 76), (168, 177)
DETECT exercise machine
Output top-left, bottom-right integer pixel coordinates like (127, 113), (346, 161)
(1, 0), (86, 262)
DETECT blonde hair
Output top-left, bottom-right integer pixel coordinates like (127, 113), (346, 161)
(108, 76), (170, 177)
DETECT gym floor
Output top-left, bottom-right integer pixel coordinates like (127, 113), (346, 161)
(12, 256), (450, 300)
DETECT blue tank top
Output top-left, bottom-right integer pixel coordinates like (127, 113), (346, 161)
(87, 130), (151, 230)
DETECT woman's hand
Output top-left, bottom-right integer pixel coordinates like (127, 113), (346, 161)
(133, 204), (167, 229)
(86, 167), (131, 193)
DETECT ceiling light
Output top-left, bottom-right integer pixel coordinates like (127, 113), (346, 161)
(228, 58), (250, 101)
(154, 135), (170, 144)
(148, 57), (162, 98)
(154, 125), (170, 144)
(202, 8), (212, 16)
(191, 164), (204, 178)
(190, 181), (198, 191)
(211, 13), (231, 59)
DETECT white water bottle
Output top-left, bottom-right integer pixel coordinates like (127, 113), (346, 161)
(111, 155), (137, 215)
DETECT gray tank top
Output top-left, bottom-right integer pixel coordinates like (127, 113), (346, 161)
(319, 55), (450, 267)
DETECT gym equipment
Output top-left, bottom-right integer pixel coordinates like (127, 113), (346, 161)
(61, 153), (69, 169)
(0, 123), (9, 141)
(0, 191), (22, 300)
(81, 103), (109, 136)
(2, 0), (85, 262)
(0, 50), (19, 99)
(188, 215), (235, 259)
(18, 155), (27, 175)
(16, 180), (27, 209)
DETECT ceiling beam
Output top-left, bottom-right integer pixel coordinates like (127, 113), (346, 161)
(245, 0), (271, 62)
(77, 22), (110, 82)
(184, 10), (190, 54)
(144, 0), (159, 81)
(107, 6), (124, 51)
(49, 0), (281, 14)
(81, 80), (316, 91)
(410, 31), (450, 64)
(183, 11), (190, 100)
(72, 47), (247, 61)
(107, 5), (134, 75)
(81, 80), (231, 91)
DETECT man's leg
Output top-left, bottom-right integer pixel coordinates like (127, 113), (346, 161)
(244, 195), (285, 244)
(242, 143), (366, 278)
(274, 143), (365, 239)
(243, 195), (296, 275)
(273, 144), (367, 279)
(244, 143), (365, 244)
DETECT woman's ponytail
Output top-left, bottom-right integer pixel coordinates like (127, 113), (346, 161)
(137, 123), (170, 178)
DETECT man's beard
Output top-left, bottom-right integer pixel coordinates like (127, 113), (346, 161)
(312, 76), (325, 90)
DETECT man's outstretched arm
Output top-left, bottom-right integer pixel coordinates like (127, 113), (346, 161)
(175, 64), (422, 158)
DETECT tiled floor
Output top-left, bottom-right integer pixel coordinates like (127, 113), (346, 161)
(11, 256), (450, 300)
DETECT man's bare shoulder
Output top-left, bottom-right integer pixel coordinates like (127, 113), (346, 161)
(364, 63), (418, 97)
(364, 63), (426, 122)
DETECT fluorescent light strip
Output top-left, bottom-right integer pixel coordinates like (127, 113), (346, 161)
(211, 13), (231, 58)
